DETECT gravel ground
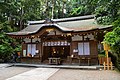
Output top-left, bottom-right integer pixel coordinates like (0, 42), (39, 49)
(48, 69), (120, 80)
(0, 66), (34, 80)
(0, 66), (120, 80)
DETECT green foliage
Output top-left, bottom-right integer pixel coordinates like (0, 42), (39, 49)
(0, 21), (13, 32)
(0, 32), (14, 62)
(104, 28), (120, 54)
(69, 0), (98, 16)
(95, 0), (120, 24)
(104, 19), (120, 70)
(0, 21), (22, 62)
(96, 16), (112, 25)
(112, 18), (120, 28)
(93, 0), (120, 71)
(98, 50), (105, 57)
(14, 44), (22, 52)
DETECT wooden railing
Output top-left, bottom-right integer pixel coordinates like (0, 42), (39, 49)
(99, 57), (113, 70)
(98, 57), (111, 65)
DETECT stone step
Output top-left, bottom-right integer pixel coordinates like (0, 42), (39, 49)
(13, 63), (98, 70)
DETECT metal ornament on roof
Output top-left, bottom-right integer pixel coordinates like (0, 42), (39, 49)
(44, 18), (54, 24)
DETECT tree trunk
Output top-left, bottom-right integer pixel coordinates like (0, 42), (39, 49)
(51, 0), (55, 19)
(46, 0), (49, 18)
(58, 1), (61, 18)
(62, 2), (65, 18)
(19, 5), (24, 30)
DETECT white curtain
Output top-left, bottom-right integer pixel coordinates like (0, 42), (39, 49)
(78, 42), (90, 55)
(78, 43), (84, 55)
(27, 44), (31, 54)
(84, 42), (90, 55)
(27, 44), (36, 57)
(31, 44), (36, 56)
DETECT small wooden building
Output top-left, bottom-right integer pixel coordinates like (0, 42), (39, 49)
(7, 15), (112, 65)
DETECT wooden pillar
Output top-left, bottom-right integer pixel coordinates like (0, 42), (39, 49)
(70, 36), (72, 55)
(106, 50), (109, 70)
(82, 34), (84, 55)
(41, 37), (44, 62)
(103, 42), (110, 70)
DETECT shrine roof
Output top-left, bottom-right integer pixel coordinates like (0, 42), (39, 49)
(7, 15), (112, 36)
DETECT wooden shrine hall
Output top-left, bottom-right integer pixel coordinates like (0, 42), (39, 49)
(7, 15), (112, 65)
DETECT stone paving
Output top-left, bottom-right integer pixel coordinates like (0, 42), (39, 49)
(0, 66), (34, 80)
(0, 64), (120, 80)
(6, 68), (59, 80)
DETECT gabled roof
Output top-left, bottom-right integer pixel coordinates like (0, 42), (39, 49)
(7, 15), (112, 36)
(28, 15), (94, 25)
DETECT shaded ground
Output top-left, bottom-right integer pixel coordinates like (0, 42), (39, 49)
(48, 69), (120, 80)
(0, 66), (34, 80)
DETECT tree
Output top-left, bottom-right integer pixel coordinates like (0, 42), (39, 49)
(69, 0), (98, 17)
(0, 21), (14, 62)
(104, 19), (120, 70)
(95, 0), (120, 24)
(97, 0), (120, 70)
